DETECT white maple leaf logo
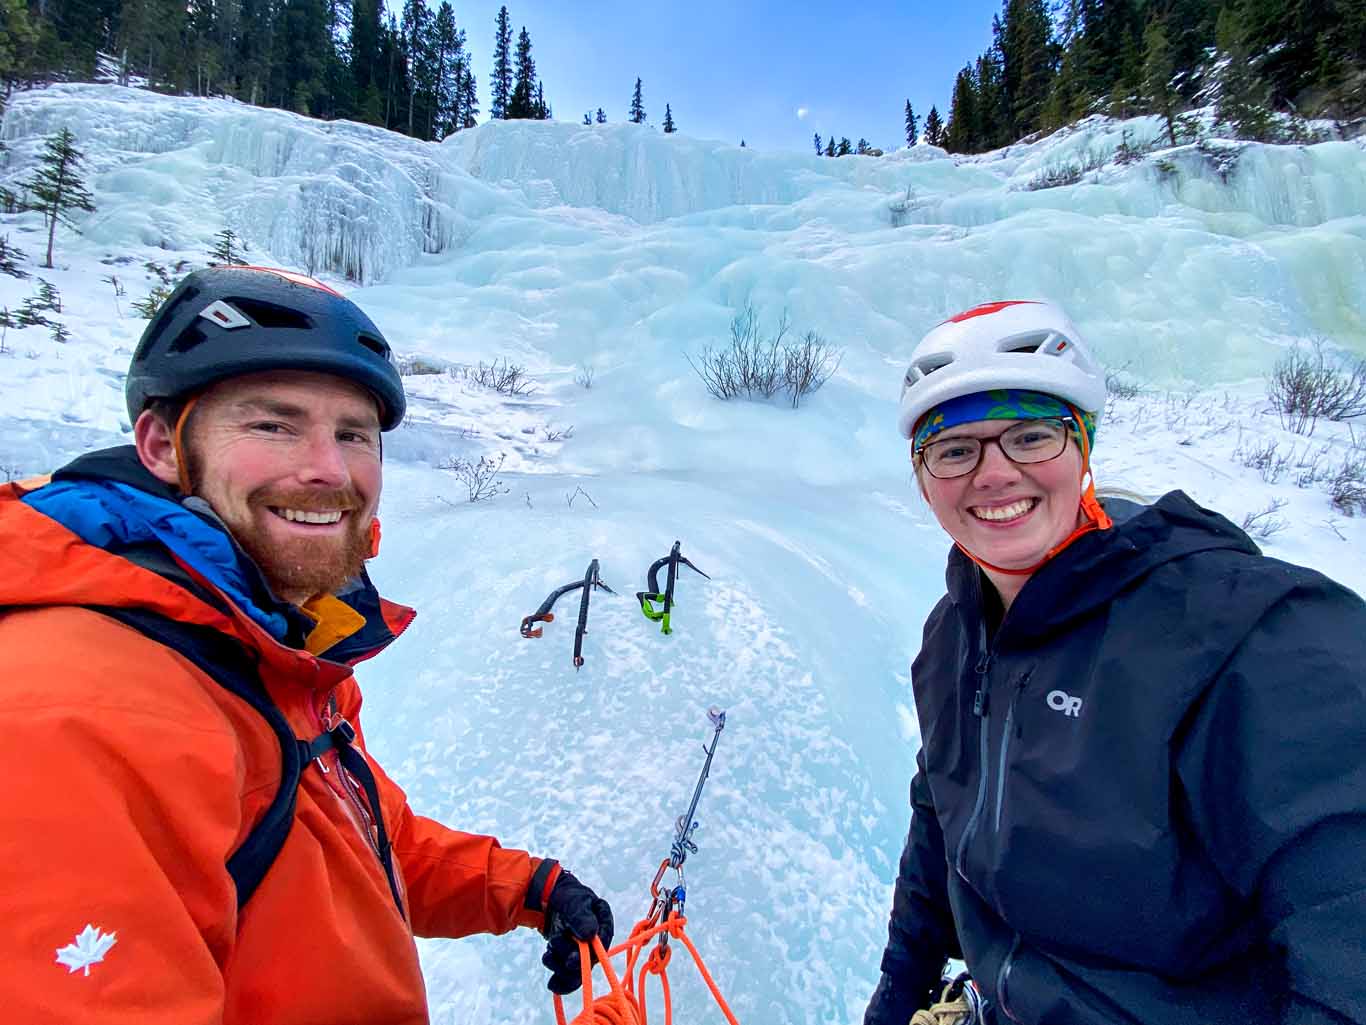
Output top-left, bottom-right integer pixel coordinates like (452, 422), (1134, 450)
(55, 924), (117, 976)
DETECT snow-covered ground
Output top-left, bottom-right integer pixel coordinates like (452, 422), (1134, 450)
(3, 84), (1364, 1024)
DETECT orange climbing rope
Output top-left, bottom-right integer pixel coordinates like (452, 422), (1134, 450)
(553, 911), (740, 1025)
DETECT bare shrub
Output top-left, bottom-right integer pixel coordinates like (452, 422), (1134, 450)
(465, 358), (536, 396)
(566, 485), (597, 509)
(688, 305), (842, 408)
(437, 453), (510, 503)
(687, 305), (784, 400)
(1267, 342), (1366, 436)
(1240, 498), (1288, 541)
(1329, 454), (1366, 516)
(783, 329), (842, 408)
(1105, 363), (1143, 400)
(575, 363), (595, 389)
(1021, 147), (1105, 192)
(541, 424), (574, 443)
(1234, 435), (1290, 484)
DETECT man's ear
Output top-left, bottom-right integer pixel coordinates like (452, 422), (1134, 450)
(133, 409), (183, 489)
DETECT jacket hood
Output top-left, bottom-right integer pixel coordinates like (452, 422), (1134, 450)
(945, 490), (1261, 637)
(2, 446), (413, 667)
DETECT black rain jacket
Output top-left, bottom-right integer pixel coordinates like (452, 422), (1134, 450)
(867, 491), (1366, 1025)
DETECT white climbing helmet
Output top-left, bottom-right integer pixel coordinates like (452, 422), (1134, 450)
(897, 300), (1106, 440)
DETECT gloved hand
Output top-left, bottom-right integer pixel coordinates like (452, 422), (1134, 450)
(534, 864), (615, 995)
(864, 971), (922, 1025)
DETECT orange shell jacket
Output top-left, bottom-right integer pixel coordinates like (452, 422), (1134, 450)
(0, 450), (548, 1024)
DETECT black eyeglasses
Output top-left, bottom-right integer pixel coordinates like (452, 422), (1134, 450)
(916, 418), (1073, 479)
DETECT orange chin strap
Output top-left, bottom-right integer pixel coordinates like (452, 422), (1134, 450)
(954, 403), (1113, 578)
(172, 395), (202, 495)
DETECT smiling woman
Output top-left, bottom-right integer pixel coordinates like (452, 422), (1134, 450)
(865, 300), (1366, 1025)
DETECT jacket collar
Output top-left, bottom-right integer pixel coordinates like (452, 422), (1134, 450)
(945, 490), (1259, 641)
(15, 446), (413, 665)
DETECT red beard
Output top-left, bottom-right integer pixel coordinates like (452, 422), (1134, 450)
(234, 486), (371, 601)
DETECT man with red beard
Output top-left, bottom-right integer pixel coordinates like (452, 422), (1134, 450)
(0, 266), (612, 1024)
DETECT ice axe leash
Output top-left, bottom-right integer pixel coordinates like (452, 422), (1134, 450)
(521, 559), (616, 669)
(636, 541), (711, 635)
(552, 707), (739, 1025)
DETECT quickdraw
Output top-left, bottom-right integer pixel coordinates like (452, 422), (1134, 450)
(553, 708), (738, 1025)
(636, 541), (710, 635)
(521, 559), (615, 669)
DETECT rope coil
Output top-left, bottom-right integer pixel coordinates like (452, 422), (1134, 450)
(553, 913), (740, 1025)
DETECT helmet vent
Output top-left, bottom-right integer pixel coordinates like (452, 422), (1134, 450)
(914, 355), (953, 377)
(230, 298), (311, 330)
(168, 325), (210, 353)
(357, 333), (392, 359)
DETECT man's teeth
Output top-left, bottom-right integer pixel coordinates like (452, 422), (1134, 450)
(276, 508), (344, 524)
(972, 498), (1036, 522)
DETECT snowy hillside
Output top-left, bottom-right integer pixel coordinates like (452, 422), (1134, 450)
(3, 84), (1365, 1025)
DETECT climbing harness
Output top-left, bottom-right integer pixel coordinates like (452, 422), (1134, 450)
(552, 708), (739, 1025)
(521, 559), (615, 669)
(912, 974), (985, 1025)
(636, 541), (710, 635)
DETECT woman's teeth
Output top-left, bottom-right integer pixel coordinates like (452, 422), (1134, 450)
(971, 498), (1037, 522)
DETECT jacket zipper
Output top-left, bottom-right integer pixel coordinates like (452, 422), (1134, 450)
(311, 691), (388, 872)
(993, 672), (1031, 833)
(955, 621), (993, 880)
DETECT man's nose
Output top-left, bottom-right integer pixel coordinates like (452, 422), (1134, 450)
(296, 430), (350, 487)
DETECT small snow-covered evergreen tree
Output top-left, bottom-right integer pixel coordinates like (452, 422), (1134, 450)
(0, 235), (28, 279)
(813, 132), (822, 155)
(662, 103), (675, 133)
(209, 228), (247, 265)
(595, 107), (606, 123)
(629, 77), (645, 123)
(924, 105), (944, 146)
(20, 128), (96, 269)
(904, 99), (918, 146)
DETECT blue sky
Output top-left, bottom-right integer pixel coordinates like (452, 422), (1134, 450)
(441, 1), (1005, 153)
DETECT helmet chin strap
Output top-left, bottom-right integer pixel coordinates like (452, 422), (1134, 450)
(955, 403), (1113, 578)
(172, 395), (202, 495)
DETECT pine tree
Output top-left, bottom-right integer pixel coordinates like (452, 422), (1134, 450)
(629, 77), (645, 124)
(836, 136), (851, 156)
(458, 63), (478, 127)
(813, 132), (822, 155)
(351, 0), (383, 118)
(0, 235), (29, 279)
(662, 103), (675, 133)
(536, 81), (549, 120)
(0, 0), (38, 82)
(824, 136), (836, 157)
(506, 25), (536, 118)
(998, 0), (1056, 138)
(1142, 14), (1179, 146)
(20, 129), (96, 269)
(924, 105), (943, 146)
(428, 3), (463, 137)
(209, 228), (247, 265)
(1214, 5), (1275, 140)
(595, 107), (606, 123)
(400, 0), (431, 136)
(944, 66), (978, 153)
(583, 111), (592, 125)
(490, 5), (512, 118)
(739, 139), (746, 147)
(856, 138), (870, 154)
(904, 99), (918, 146)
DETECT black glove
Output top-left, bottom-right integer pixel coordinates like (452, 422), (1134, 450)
(864, 971), (921, 1025)
(527, 862), (615, 995)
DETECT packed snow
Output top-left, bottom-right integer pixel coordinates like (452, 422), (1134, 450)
(3, 83), (1364, 1025)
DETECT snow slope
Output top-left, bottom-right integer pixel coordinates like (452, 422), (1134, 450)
(2, 83), (1364, 1024)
